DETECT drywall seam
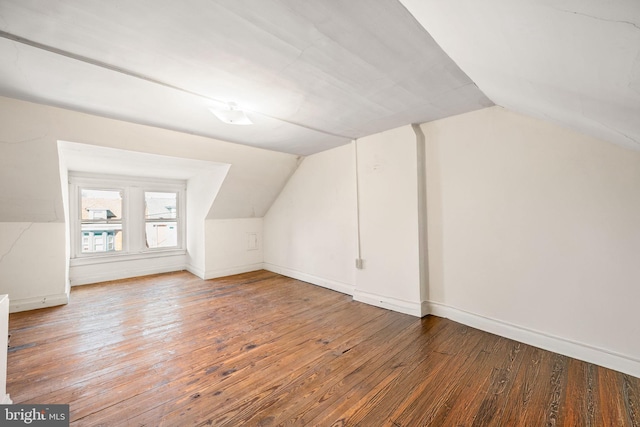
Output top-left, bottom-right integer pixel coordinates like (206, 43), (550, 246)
(0, 223), (33, 265)
(426, 300), (640, 378)
(263, 263), (354, 296)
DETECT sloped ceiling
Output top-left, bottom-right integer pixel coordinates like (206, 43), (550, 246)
(400, 0), (640, 150)
(1, 1), (637, 155)
(0, 0), (491, 156)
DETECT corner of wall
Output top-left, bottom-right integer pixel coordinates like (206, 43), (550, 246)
(352, 289), (424, 318)
(353, 125), (423, 312)
(204, 263), (264, 280)
(263, 263), (354, 296)
(204, 218), (264, 280)
(420, 300), (431, 317)
(185, 263), (206, 279)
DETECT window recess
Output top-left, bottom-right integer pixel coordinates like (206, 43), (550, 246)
(69, 173), (186, 263)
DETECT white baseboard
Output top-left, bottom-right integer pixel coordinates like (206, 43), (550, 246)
(70, 264), (185, 286)
(262, 264), (423, 317)
(1, 394), (11, 404)
(204, 263), (264, 280)
(185, 264), (205, 279)
(10, 293), (69, 313)
(424, 301), (640, 378)
(353, 290), (423, 317)
(263, 263), (354, 296)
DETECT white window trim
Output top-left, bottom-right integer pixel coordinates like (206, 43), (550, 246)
(69, 172), (186, 267)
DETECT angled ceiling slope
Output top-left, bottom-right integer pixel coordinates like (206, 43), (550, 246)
(401, 0), (640, 151)
(0, 0), (491, 156)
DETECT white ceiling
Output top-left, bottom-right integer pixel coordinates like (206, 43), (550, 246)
(0, 0), (491, 155)
(401, 0), (640, 150)
(0, 1), (638, 155)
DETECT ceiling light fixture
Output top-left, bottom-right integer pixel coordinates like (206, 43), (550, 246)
(208, 102), (253, 125)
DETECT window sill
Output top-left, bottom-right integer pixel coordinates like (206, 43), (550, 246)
(70, 249), (187, 267)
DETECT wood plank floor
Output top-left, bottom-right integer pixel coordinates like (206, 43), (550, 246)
(7, 270), (640, 426)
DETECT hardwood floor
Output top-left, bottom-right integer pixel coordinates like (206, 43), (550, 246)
(7, 270), (640, 426)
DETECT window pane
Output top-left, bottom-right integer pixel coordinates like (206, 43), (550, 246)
(80, 189), (123, 254)
(81, 225), (123, 253)
(81, 189), (122, 220)
(145, 192), (177, 220)
(145, 221), (178, 248)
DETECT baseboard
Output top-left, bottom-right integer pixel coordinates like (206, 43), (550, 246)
(424, 301), (640, 378)
(10, 293), (69, 313)
(263, 263), (354, 296)
(420, 300), (431, 317)
(204, 263), (264, 280)
(70, 264), (185, 286)
(353, 290), (423, 317)
(185, 264), (205, 279)
(1, 394), (11, 404)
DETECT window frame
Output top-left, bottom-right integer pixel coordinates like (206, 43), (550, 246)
(77, 186), (126, 256)
(69, 173), (186, 265)
(142, 189), (181, 251)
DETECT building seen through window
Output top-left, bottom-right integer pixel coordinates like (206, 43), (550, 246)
(81, 189), (123, 253)
(144, 191), (178, 249)
(73, 176), (184, 258)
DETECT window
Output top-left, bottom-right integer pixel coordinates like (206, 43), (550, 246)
(69, 174), (185, 261)
(144, 191), (178, 249)
(80, 189), (123, 254)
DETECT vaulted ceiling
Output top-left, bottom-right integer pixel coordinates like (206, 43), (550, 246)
(402, 0), (640, 151)
(0, 0), (638, 155)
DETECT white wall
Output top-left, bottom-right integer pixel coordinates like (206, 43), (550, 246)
(7, 91), (639, 377)
(263, 128), (427, 315)
(0, 223), (68, 312)
(186, 168), (230, 277)
(263, 106), (640, 376)
(353, 126), (424, 316)
(69, 254), (189, 287)
(0, 96), (299, 311)
(422, 106), (640, 376)
(205, 218), (264, 279)
(0, 295), (10, 404)
(0, 99), (66, 311)
(57, 154), (71, 296)
(263, 144), (357, 295)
